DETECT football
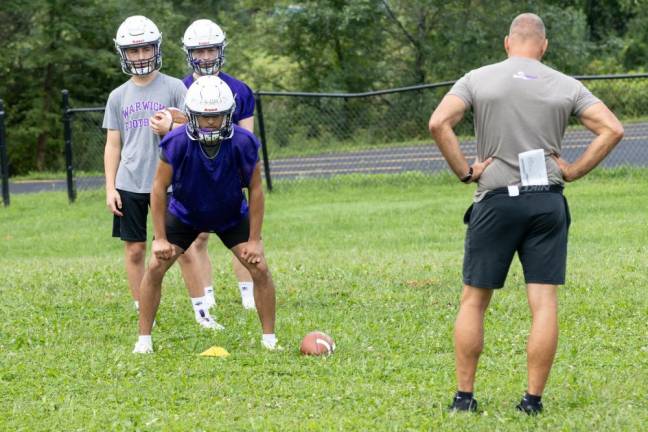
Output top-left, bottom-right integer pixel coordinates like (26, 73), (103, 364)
(165, 107), (188, 124)
(300, 331), (336, 356)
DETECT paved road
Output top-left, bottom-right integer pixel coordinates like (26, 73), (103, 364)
(8, 123), (648, 194)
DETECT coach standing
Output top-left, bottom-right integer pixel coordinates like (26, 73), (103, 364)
(429, 13), (623, 414)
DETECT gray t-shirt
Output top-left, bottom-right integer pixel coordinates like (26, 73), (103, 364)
(103, 72), (187, 193)
(449, 56), (600, 201)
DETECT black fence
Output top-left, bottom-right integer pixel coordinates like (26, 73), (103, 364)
(0, 100), (9, 206)
(61, 73), (648, 200)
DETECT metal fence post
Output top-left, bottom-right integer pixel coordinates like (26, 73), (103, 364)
(0, 99), (10, 206)
(62, 90), (77, 203)
(255, 92), (273, 191)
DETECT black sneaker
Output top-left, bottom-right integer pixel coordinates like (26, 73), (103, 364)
(449, 395), (478, 412)
(516, 397), (543, 415)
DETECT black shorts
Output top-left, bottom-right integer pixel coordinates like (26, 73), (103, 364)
(112, 189), (150, 242)
(165, 211), (250, 251)
(463, 186), (571, 289)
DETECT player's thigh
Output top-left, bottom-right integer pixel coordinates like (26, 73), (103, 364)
(113, 190), (150, 242)
(164, 211), (202, 253)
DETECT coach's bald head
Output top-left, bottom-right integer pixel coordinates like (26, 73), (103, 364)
(505, 13), (548, 60)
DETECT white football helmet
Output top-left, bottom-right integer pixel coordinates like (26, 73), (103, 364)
(185, 76), (236, 145)
(114, 16), (162, 76)
(182, 19), (227, 76)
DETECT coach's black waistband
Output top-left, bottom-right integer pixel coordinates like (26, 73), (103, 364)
(486, 185), (563, 197)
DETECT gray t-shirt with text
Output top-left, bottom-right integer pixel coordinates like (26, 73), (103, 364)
(103, 73), (187, 193)
(449, 56), (600, 201)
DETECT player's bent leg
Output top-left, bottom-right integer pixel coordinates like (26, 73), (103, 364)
(177, 233), (212, 299)
(525, 283), (558, 398)
(134, 245), (183, 354)
(124, 241), (146, 305)
(232, 255), (255, 310)
(454, 285), (493, 393)
(230, 243), (276, 346)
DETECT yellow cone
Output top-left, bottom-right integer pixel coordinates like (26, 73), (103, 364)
(200, 346), (230, 357)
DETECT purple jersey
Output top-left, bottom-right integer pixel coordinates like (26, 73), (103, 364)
(182, 72), (255, 123)
(160, 125), (260, 233)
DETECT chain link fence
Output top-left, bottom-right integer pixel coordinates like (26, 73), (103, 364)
(0, 100), (9, 206)
(63, 74), (648, 199)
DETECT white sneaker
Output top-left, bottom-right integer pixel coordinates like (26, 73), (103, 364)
(241, 294), (256, 310)
(261, 339), (283, 351)
(197, 316), (225, 331)
(132, 340), (153, 354)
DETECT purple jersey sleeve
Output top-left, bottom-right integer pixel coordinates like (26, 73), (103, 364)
(219, 72), (255, 122)
(159, 126), (188, 166)
(232, 126), (261, 187)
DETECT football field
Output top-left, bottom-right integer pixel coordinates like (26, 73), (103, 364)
(1, 169), (646, 431)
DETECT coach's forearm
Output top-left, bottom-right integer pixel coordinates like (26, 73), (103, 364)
(150, 183), (168, 240)
(432, 124), (471, 179)
(564, 130), (623, 181)
(247, 186), (264, 242)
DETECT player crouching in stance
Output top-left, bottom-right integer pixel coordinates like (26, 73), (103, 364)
(133, 76), (278, 354)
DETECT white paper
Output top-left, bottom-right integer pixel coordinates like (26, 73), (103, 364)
(518, 149), (549, 186)
(507, 185), (520, 197)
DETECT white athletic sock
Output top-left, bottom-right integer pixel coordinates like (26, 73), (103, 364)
(138, 335), (152, 345)
(134, 300), (140, 311)
(204, 286), (215, 308)
(191, 296), (209, 321)
(239, 282), (255, 309)
(239, 281), (253, 296)
(262, 333), (277, 348)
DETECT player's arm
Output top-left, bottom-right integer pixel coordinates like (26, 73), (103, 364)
(237, 116), (254, 133)
(241, 162), (264, 264)
(150, 160), (174, 260)
(429, 95), (492, 182)
(104, 129), (123, 216)
(553, 102), (624, 182)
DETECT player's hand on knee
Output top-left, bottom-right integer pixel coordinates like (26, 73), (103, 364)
(240, 240), (264, 265)
(152, 239), (174, 261)
(106, 188), (123, 216)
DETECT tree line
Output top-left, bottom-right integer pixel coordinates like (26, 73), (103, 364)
(1, 0), (647, 174)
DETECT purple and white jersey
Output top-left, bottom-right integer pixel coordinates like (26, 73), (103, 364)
(182, 72), (255, 123)
(160, 124), (260, 233)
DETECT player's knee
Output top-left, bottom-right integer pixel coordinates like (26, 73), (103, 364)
(147, 256), (169, 277)
(125, 243), (146, 264)
(249, 261), (269, 279)
(192, 233), (209, 251)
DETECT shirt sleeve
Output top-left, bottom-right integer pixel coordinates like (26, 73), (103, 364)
(448, 72), (473, 109)
(573, 82), (601, 117)
(173, 80), (188, 111)
(236, 84), (256, 120)
(234, 132), (261, 187)
(159, 132), (178, 165)
(102, 90), (121, 130)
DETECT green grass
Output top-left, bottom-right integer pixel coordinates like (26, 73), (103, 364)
(1, 169), (647, 431)
(10, 170), (103, 182)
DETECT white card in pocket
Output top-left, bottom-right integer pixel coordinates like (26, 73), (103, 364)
(519, 149), (549, 186)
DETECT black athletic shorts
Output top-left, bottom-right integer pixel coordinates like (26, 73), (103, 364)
(112, 189), (150, 242)
(165, 210), (250, 251)
(462, 185), (571, 289)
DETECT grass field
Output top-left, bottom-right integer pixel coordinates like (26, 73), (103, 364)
(1, 169), (647, 431)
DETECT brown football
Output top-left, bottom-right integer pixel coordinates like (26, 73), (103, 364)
(300, 331), (335, 356)
(165, 107), (188, 124)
